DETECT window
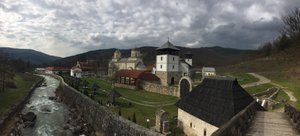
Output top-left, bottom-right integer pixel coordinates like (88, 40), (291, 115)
(173, 57), (175, 61)
(204, 129), (207, 136)
(172, 65), (174, 69)
(161, 57), (163, 61)
(190, 122), (192, 128)
(160, 65), (162, 69)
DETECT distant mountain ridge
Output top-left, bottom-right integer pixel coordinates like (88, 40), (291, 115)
(50, 46), (258, 68)
(0, 47), (61, 65)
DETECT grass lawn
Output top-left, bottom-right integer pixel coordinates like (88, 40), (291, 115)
(80, 77), (179, 127)
(230, 73), (259, 85)
(0, 73), (41, 117)
(245, 83), (274, 94)
(272, 90), (290, 110)
(260, 71), (300, 109)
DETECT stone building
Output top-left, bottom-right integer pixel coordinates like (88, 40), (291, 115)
(202, 67), (216, 79)
(108, 49), (146, 76)
(176, 77), (259, 136)
(70, 60), (96, 78)
(155, 40), (193, 86)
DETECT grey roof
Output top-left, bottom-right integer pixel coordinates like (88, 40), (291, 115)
(202, 67), (215, 72)
(156, 41), (180, 51)
(176, 77), (262, 127)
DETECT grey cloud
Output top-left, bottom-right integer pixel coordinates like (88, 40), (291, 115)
(0, 0), (299, 57)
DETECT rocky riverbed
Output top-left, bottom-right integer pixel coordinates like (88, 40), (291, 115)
(8, 75), (95, 136)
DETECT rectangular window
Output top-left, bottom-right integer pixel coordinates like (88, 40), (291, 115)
(173, 57), (175, 61)
(161, 57), (163, 61)
(172, 65), (174, 69)
(160, 65), (162, 69)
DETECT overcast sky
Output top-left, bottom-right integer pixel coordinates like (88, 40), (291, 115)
(0, 0), (299, 57)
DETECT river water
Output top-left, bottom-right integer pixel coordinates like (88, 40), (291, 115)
(21, 75), (72, 136)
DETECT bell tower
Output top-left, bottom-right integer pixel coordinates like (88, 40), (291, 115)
(156, 40), (181, 86)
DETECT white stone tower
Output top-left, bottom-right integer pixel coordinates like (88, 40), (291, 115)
(112, 49), (121, 62)
(184, 52), (193, 66)
(130, 48), (141, 58)
(156, 40), (181, 86)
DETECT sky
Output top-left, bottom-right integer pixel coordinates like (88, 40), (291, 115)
(0, 0), (299, 57)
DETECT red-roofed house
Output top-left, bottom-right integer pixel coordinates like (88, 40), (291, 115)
(114, 69), (159, 89)
(70, 60), (96, 78)
(46, 67), (69, 75)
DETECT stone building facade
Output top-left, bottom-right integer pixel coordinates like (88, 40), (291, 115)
(155, 40), (193, 86)
(177, 109), (218, 136)
(108, 49), (146, 76)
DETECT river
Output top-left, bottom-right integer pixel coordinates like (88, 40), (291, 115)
(21, 75), (72, 136)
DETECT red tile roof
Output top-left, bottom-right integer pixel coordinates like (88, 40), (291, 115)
(46, 67), (69, 71)
(115, 70), (159, 81)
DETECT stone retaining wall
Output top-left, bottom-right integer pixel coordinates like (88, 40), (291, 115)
(52, 74), (163, 136)
(138, 80), (179, 97)
(0, 76), (44, 134)
(114, 83), (137, 90)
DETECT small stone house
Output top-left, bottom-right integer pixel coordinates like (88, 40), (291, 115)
(70, 60), (96, 78)
(176, 77), (257, 136)
(202, 67), (216, 79)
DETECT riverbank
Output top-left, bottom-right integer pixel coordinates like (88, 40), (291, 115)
(0, 73), (43, 136)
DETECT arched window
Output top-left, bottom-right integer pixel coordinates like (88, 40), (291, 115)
(204, 128), (207, 136)
(190, 122), (192, 128)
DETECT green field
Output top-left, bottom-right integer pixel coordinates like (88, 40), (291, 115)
(0, 74), (41, 116)
(245, 83), (274, 94)
(229, 73), (259, 85)
(79, 77), (179, 127)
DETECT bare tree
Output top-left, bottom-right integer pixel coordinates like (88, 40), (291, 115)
(282, 8), (300, 44)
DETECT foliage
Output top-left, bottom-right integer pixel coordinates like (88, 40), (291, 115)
(0, 74), (41, 116)
(259, 8), (300, 56)
(132, 112), (137, 123)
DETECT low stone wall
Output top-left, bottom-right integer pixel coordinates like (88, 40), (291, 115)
(0, 76), (44, 134)
(138, 80), (179, 97)
(114, 83), (137, 90)
(52, 74), (163, 136)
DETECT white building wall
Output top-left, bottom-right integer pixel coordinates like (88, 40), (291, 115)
(156, 55), (179, 72)
(185, 59), (192, 66)
(178, 109), (219, 136)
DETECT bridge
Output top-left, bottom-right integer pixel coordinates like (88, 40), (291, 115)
(211, 102), (300, 136)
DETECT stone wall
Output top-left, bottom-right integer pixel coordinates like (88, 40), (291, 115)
(0, 77), (44, 134)
(155, 71), (181, 86)
(178, 108), (218, 136)
(52, 75), (163, 136)
(138, 80), (179, 97)
(114, 83), (137, 90)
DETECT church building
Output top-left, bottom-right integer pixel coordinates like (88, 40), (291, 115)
(108, 48), (146, 76)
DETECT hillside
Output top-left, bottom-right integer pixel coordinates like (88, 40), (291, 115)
(50, 46), (257, 68)
(0, 47), (61, 65)
(218, 46), (300, 108)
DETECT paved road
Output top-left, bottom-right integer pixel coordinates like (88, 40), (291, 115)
(246, 112), (299, 136)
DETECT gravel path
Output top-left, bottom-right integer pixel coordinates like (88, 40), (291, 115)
(242, 73), (271, 88)
(243, 73), (297, 102)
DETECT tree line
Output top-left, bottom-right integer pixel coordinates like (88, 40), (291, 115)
(0, 52), (35, 92)
(259, 8), (300, 56)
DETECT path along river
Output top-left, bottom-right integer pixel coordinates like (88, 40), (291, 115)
(21, 75), (72, 136)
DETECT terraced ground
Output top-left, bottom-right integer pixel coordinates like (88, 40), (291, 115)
(75, 77), (179, 128)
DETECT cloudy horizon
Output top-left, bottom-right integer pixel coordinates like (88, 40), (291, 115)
(1, 0), (299, 57)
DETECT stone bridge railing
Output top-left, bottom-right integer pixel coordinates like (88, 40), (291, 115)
(212, 101), (262, 136)
(285, 103), (300, 130)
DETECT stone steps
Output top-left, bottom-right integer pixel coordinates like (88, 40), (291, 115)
(246, 111), (299, 136)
